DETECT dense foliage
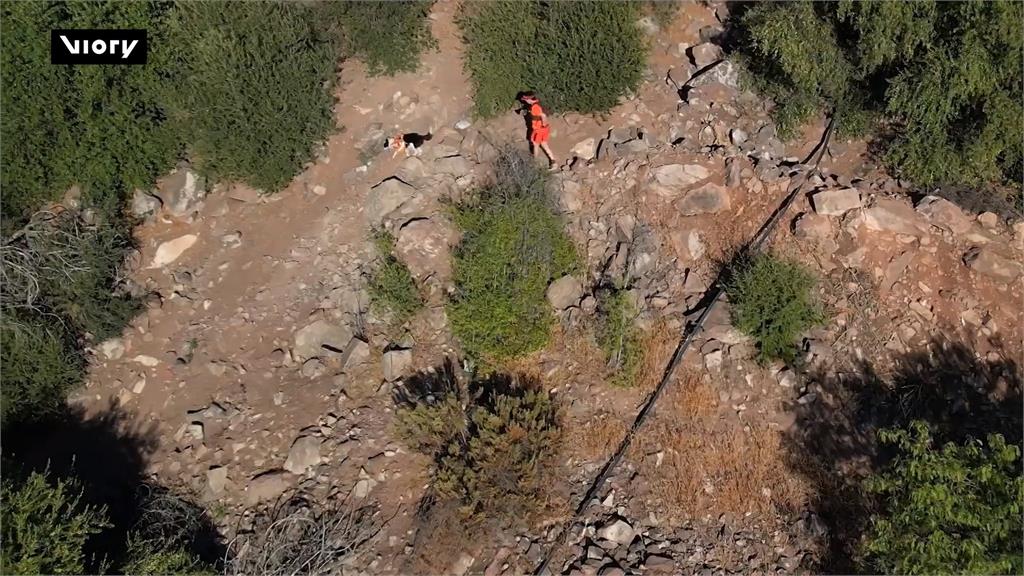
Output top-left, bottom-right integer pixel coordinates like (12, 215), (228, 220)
(324, 0), (435, 76)
(168, 2), (339, 192)
(863, 421), (1024, 575)
(367, 230), (424, 325)
(448, 150), (577, 361)
(0, 1), (182, 231)
(0, 472), (109, 575)
(726, 253), (823, 364)
(738, 1), (1023, 191)
(396, 367), (562, 522)
(459, 0), (646, 117)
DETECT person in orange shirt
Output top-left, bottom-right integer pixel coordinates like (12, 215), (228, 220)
(517, 91), (558, 170)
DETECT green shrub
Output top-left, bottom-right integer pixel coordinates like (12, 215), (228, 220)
(448, 150), (577, 361)
(0, 472), (109, 575)
(595, 289), (644, 387)
(323, 0), (435, 76)
(725, 253), (823, 364)
(459, 1), (646, 117)
(167, 2), (338, 192)
(0, 1), (182, 230)
(738, 1), (1024, 190)
(367, 230), (424, 325)
(396, 368), (562, 523)
(0, 315), (84, 426)
(862, 421), (1024, 575)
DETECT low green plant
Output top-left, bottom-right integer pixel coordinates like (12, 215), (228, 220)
(395, 368), (562, 523)
(323, 0), (435, 76)
(122, 541), (211, 576)
(595, 288), (644, 387)
(0, 315), (84, 426)
(459, 1), (646, 117)
(862, 421), (1024, 575)
(448, 149), (577, 361)
(167, 1), (338, 192)
(0, 472), (110, 575)
(367, 230), (424, 325)
(725, 253), (823, 364)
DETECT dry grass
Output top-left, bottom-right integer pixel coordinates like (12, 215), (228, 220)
(633, 320), (679, 391)
(568, 410), (630, 462)
(634, 375), (810, 520)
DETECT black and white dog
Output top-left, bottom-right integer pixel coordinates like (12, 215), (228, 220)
(384, 131), (433, 158)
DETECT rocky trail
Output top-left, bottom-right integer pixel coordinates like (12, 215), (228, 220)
(68, 2), (1022, 575)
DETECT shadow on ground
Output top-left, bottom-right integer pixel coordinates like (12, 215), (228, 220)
(782, 337), (1022, 573)
(3, 399), (225, 572)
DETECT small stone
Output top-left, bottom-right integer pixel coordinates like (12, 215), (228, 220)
(651, 163), (709, 189)
(187, 421), (205, 442)
(311, 185), (327, 196)
(571, 137), (598, 161)
(729, 128), (748, 145)
(293, 319), (353, 360)
(131, 189), (161, 218)
(383, 348), (413, 382)
(978, 211), (1000, 229)
(455, 119), (472, 131)
(689, 42), (723, 69)
(220, 231), (242, 247)
(300, 358), (326, 378)
(132, 379), (146, 394)
(132, 355), (159, 367)
(704, 349), (724, 371)
(450, 553), (476, 576)
(675, 183), (730, 215)
(283, 436), (322, 475)
(810, 188), (861, 216)
(98, 338), (125, 360)
(149, 234), (198, 268)
(206, 466), (229, 496)
(597, 519), (634, 545)
(353, 477), (377, 499)
(547, 275), (583, 310)
(245, 470), (292, 505)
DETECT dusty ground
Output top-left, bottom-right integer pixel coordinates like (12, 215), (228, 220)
(69, 1), (1022, 574)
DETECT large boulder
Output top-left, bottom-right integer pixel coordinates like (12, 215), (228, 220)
(963, 247), (1022, 282)
(597, 518), (635, 546)
(283, 436), (322, 475)
(915, 195), (972, 234)
(131, 189), (162, 218)
(395, 218), (455, 283)
(689, 42), (723, 69)
(863, 198), (928, 236)
(367, 177), (416, 224)
(547, 275), (583, 310)
(571, 138), (598, 161)
(434, 154), (473, 177)
(156, 167), (206, 217)
(810, 188), (861, 216)
(383, 348), (413, 382)
(293, 319), (353, 360)
(675, 183), (730, 216)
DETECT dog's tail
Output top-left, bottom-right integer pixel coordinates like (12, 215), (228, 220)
(423, 132), (433, 142)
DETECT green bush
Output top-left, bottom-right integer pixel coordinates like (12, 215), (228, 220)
(323, 0), (435, 76)
(595, 289), (644, 387)
(167, 2), (338, 192)
(862, 421), (1024, 575)
(0, 0), (183, 230)
(367, 230), (424, 325)
(0, 315), (84, 426)
(0, 472), (109, 575)
(448, 149), (577, 361)
(459, 1), (646, 117)
(396, 369), (562, 522)
(738, 1), (1024, 190)
(725, 253), (823, 364)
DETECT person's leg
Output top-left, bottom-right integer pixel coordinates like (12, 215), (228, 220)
(540, 142), (557, 166)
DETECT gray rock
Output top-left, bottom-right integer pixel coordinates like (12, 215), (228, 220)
(729, 128), (748, 146)
(616, 138), (649, 155)
(793, 212), (835, 242)
(863, 198), (928, 236)
(547, 275), (583, 310)
(293, 319), (354, 360)
(395, 218), (455, 283)
(206, 466), (229, 496)
(651, 164), (709, 189)
(915, 195), (972, 234)
(245, 470), (292, 505)
(689, 59), (740, 90)
(283, 435), (322, 474)
(675, 183), (730, 215)
(644, 554), (674, 572)
(670, 228), (705, 263)
(344, 338), (371, 370)
(434, 154), (473, 176)
(810, 188), (861, 216)
(597, 519), (635, 545)
(300, 358), (326, 379)
(978, 211), (1000, 229)
(571, 137), (598, 161)
(450, 553), (476, 576)
(156, 167), (206, 217)
(131, 189), (162, 218)
(963, 247), (1022, 281)
(455, 119), (472, 131)
(383, 348), (413, 382)
(352, 476), (378, 499)
(559, 179), (583, 213)
(367, 177), (415, 224)
(598, 567), (625, 576)
(689, 42), (723, 69)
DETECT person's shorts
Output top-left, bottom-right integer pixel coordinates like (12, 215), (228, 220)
(529, 125), (550, 144)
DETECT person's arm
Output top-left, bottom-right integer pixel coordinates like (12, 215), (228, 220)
(540, 111), (549, 127)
